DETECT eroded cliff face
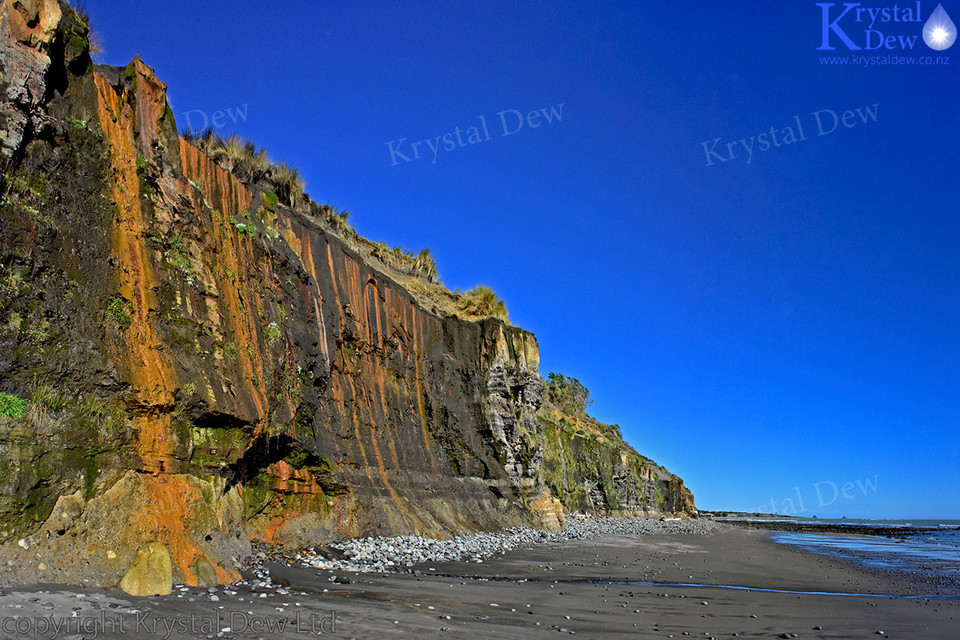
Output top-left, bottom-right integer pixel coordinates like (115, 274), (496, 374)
(0, 1), (690, 593)
(538, 374), (696, 516)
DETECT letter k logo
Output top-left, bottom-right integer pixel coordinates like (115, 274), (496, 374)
(816, 3), (862, 50)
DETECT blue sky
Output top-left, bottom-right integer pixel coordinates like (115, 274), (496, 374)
(86, 1), (960, 518)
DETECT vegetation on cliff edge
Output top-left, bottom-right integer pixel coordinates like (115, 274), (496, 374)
(181, 128), (510, 324)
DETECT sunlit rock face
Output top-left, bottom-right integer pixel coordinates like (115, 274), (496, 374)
(0, 2), (694, 592)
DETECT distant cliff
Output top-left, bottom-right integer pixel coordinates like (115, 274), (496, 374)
(539, 374), (695, 515)
(0, 0), (694, 594)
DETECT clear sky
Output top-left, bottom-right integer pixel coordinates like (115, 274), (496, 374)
(84, 1), (960, 519)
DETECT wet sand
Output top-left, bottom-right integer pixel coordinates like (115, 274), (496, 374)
(0, 525), (955, 639)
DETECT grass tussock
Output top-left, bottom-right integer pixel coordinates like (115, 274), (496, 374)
(456, 285), (508, 322)
(181, 130), (304, 207)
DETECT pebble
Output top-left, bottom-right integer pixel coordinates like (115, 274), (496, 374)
(249, 517), (719, 575)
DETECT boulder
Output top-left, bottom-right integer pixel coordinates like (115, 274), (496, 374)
(119, 542), (172, 596)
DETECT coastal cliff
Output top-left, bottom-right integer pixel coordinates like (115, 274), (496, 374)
(0, 1), (694, 593)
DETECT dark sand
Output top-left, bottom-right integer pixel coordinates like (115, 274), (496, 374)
(0, 525), (955, 639)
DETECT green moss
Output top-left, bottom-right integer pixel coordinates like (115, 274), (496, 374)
(64, 410), (99, 444)
(260, 191), (277, 211)
(106, 296), (132, 329)
(242, 473), (275, 519)
(23, 485), (57, 524)
(84, 459), (99, 500)
(188, 424), (251, 469)
(25, 318), (51, 345)
(170, 407), (193, 445)
(65, 32), (87, 57)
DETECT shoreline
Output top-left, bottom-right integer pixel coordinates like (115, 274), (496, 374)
(716, 518), (958, 538)
(716, 520), (960, 598)
(0, 521), (956, 638)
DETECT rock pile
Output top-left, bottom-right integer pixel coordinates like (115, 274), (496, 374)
(250, 517), (719, 575)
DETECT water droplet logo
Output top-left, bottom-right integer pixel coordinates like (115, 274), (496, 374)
(923, 3), (957, 50)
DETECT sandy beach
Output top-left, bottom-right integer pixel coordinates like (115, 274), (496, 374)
(0, 524), (955, 639)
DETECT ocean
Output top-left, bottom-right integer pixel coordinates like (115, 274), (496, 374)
(751, 518), (960, 594)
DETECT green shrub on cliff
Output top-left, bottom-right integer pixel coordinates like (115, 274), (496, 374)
(264, 321), (282, 345)
(545, 372), (592, 416)
(30, 378), (68, 411)
(456, 285), (508, 322)
(106, 296), (132, 329)
(0, 393), (26, 419)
